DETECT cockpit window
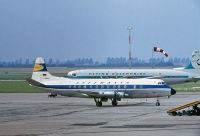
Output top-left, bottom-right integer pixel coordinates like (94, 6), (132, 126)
(72, 73), (76, 77)
(158, 82), (165, 85)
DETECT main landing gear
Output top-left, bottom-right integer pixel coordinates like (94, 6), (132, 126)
(48, 93), (57, 98)
(94, 98), (102, 107)
(112, 100), (118, 106)
(94, 97), (118, 107)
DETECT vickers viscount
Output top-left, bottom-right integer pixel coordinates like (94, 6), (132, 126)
(28, 57), (176, 107)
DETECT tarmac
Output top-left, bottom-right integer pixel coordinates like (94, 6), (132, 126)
(0, 92), (199, 136)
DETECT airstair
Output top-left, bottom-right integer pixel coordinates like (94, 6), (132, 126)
(167, 100), (200, 116)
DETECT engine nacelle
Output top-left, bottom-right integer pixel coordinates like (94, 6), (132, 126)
(98, 91), (125, 99)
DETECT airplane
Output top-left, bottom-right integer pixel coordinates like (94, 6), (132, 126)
(67, 50), (200, 85)
(27, 57), (176, 107)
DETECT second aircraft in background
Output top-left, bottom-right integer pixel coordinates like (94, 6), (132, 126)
(67, 50), (200, 85)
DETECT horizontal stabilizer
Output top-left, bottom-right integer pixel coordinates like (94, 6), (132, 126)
(26, 78), (46, 88)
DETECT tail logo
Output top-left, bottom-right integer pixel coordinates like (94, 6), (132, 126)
(33, 64), (47, 72)
(196, 59), (200, 66)
(191, 50), (200, 69)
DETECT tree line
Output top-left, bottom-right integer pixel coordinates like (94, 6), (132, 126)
(0, 57), (190, 68)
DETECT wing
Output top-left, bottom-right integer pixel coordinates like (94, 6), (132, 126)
(77, 90), (101, 98)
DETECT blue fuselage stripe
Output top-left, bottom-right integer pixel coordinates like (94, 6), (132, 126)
(46, 85), (170, 89)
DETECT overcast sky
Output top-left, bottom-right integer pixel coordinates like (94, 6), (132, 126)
(0, 0), (200, 61)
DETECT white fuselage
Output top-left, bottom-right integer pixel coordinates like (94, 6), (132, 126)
(35, 75), (172, 99)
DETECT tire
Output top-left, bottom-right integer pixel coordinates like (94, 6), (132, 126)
(156, 102), (160, 106)
(112, 101), (118, 106)
(96, 101), (102, 107)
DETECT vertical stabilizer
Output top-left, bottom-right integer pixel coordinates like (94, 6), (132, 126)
(191, 50), (200, 70)
(31, 57), (53, 82)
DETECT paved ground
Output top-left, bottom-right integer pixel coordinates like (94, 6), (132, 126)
(0, 92), (199, 136)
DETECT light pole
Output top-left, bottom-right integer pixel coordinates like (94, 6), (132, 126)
(127, 26), (133, 69)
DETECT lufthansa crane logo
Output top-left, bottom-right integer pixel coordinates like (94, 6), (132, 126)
(33, 64), (44, 72)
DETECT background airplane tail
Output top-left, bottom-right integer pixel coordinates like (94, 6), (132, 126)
(190, 50), (200, 70)
(31, 57), (54, 82)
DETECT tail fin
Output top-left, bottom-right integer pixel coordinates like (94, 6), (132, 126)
(33, 57), (48, 72)
(191, 50), (200, 70)
(31, 57), (53, 82)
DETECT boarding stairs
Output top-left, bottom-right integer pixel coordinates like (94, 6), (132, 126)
(167, 100), (200, 116)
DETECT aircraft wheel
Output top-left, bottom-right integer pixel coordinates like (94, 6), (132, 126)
(156, 101), (160, 106)
(96, 101), (102, 107)
(156, 99), (160, 106)
(48, 93), (57, 98)
(112, 100), (118, 106)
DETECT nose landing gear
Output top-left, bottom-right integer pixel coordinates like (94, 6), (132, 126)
(156, 98), (160, 106)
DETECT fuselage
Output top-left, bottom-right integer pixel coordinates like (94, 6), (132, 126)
(29, 75), (175, 99)
(67, 68), (197, 85)
(29, 57), (177, 107)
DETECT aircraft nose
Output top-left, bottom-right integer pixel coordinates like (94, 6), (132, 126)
(171, 88), (176, 95)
